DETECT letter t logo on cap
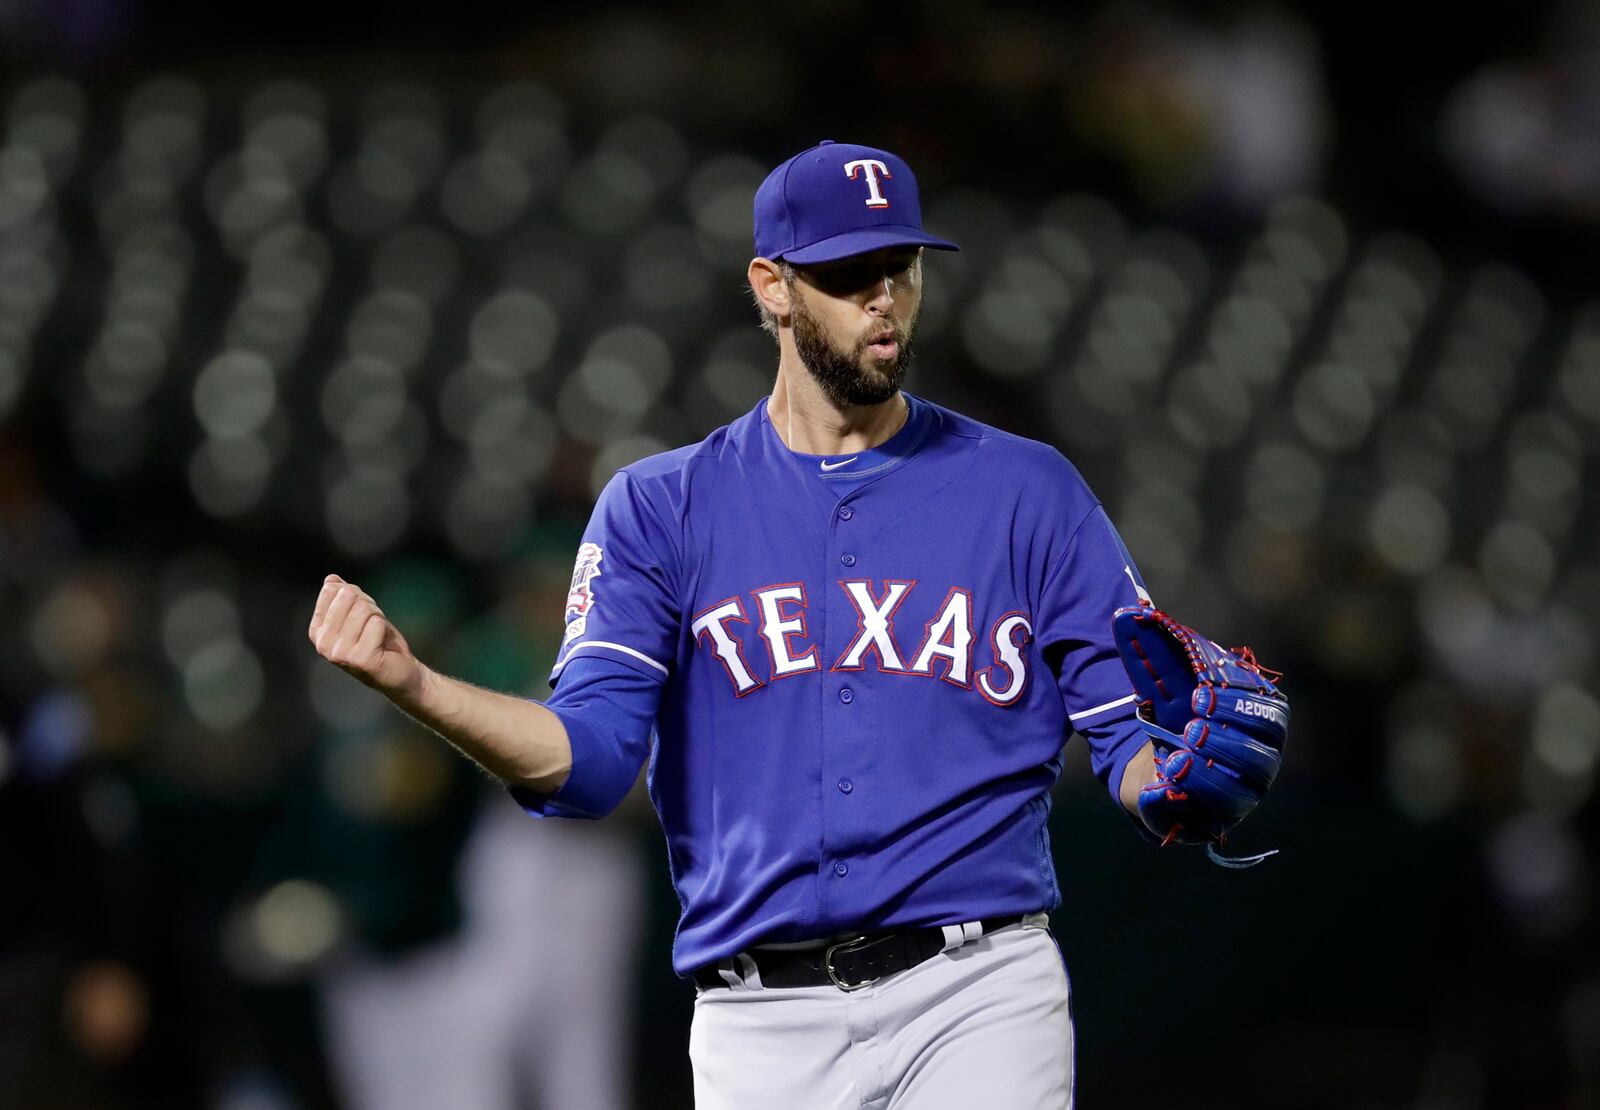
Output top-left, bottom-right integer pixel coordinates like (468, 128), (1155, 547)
(752, 141), (958, 262)
(843, 159), (892, 208)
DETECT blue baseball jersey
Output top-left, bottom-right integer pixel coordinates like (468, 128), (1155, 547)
(523, 391), (1150, 974)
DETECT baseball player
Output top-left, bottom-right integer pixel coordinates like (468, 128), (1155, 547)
(308, 140), (1288, 1108)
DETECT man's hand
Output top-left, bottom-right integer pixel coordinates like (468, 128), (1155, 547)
(306, 573), (574, 796)
(308, 574), (425, 702)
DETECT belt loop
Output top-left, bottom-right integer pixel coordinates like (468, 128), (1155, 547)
(942, 920), (985, 951)
(735, 952), (764, 990)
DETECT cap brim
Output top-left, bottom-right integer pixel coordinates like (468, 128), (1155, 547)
(780, 227), (960, 265)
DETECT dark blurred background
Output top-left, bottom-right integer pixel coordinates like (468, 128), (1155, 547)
(1, 2), (1597, 1108)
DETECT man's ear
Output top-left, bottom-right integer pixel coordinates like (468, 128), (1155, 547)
(748, 257), (792, 318)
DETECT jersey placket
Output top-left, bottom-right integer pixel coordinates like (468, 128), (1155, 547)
(819, 489), (865, 918)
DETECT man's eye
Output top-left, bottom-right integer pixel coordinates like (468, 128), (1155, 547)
(809, 257), (913, 291)
(826, 267), (872, 288)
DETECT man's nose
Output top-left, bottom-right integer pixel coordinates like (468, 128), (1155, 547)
(865, 273), (894, 313)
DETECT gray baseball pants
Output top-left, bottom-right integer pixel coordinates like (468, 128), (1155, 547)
(689, 913), (1074, 1109)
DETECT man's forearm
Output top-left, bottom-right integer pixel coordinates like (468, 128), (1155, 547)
(393, 665), (573, 795)
(1118, 739), (1159, 815)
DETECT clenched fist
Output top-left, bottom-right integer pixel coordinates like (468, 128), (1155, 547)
(308, 574), (425, 700)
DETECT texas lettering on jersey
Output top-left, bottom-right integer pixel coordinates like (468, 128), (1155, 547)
(690, 579), (1033, 706)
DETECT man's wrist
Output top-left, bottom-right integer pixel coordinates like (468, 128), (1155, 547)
(389, 661), (439, 719)
(1118, 740), (1160, 815)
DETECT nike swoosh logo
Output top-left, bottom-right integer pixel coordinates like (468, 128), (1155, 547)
(820, 457), (858, 472)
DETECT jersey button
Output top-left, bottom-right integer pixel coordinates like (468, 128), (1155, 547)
(838, 506), (854, 521)
(833, 861), (849, 877)
(840, 553), (856, 567)
(838, 687), (854, 704)
(838, 778), (853, 794)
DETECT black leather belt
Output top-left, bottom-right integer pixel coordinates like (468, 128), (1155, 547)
(691, 914), (1028, 992)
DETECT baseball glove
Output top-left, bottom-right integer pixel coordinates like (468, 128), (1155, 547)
(1111, 603), (1288, 869)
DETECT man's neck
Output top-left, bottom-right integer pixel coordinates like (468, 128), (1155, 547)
(767, 350), (908, 456)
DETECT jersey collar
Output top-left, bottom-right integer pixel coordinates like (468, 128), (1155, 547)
(758, 391), (935, 485)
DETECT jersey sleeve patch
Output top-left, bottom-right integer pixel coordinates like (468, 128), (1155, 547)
(564, 541), (604, 644)
(550, 472), (681, 688)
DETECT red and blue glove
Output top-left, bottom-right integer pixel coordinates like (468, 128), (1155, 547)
(1111, 603), (1288, 868)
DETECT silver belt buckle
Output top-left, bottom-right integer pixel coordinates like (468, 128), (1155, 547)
(824, 934), (879, 992)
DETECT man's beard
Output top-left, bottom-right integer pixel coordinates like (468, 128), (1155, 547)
(791, 295), (915, 407)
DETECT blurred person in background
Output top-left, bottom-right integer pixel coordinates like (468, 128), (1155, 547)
(1440, 0), (1600, 223)
(1065, 1), (1328, 225)
(294, 552), (646, 1110)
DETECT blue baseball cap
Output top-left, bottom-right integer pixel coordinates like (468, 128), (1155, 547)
(753, 140), (960, 265)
